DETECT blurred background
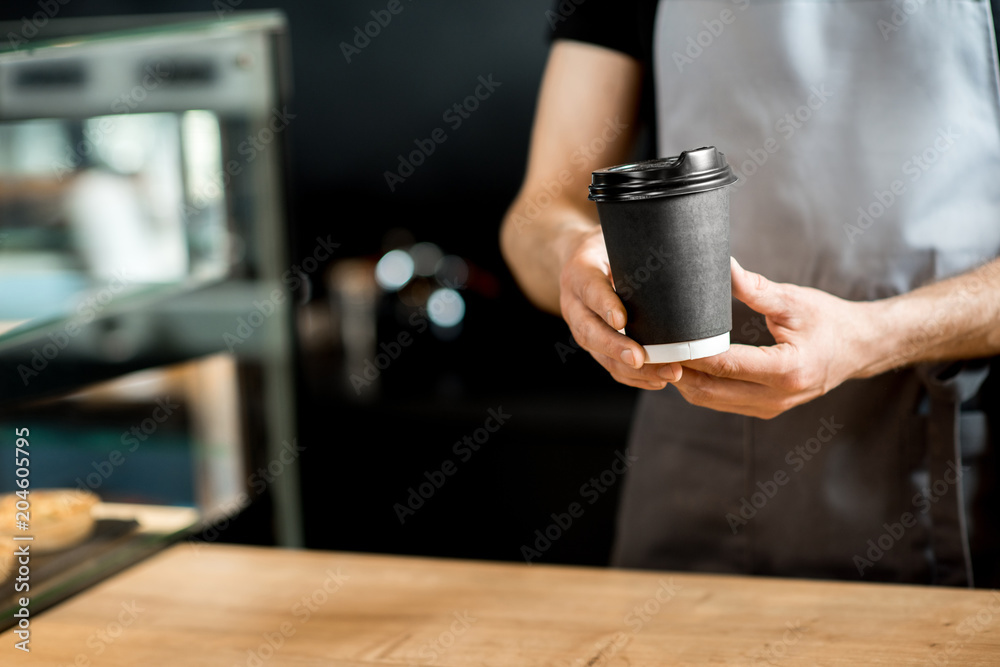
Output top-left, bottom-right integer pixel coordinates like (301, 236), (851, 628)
(0, 0), (641, 579)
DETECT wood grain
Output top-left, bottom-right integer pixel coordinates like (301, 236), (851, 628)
(2, 543), (998, 665)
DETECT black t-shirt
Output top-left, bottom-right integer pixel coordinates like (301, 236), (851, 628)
(547, 0), (660, 156)
(547, 0), (657, 63)
(547, 0), (1000, 62)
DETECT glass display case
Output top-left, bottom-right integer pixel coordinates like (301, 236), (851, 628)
(0, 12), (300, 626)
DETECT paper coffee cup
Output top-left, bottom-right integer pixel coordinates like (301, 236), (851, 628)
(589, 147), (737, 364)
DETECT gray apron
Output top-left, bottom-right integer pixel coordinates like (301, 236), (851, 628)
(612, 0), (1000, 586)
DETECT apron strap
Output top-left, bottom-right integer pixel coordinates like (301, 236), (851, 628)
(920, 362), (989, 587)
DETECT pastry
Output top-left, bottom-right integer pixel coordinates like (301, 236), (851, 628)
(0, 489), (99, 554)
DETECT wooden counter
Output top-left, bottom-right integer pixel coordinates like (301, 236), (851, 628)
(3, 543), (999, 665)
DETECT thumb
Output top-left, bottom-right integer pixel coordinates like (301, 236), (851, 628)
(730, 257), (789, 318)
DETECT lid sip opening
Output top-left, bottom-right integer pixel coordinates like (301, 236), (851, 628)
(588, 146), (738, 202)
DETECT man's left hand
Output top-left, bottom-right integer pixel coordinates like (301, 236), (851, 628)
(674, 258), (880, 419)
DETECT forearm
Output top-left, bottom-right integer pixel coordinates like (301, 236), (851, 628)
(860, 258), (1000, 376)
(499, 40), (642, 315)
(499, 200), (597, 315)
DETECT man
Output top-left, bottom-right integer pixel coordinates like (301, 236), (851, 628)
(501, 0), (1000, 586)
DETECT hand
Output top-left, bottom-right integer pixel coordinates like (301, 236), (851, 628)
(558, 230), (683, 390)
(676, 258), (880, 419)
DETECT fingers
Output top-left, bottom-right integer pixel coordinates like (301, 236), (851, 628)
(563, 292), (681, 389)
(562, 279), (645, 370)
(563, 295), (645, 369)
(567, 256), (629, 332)
(657, 362), (683, 382)
(559, 237), (682, 389)
(682, 343), (795, 385)
(588, 350), (675, 390)
(673, 368), (789, 419)
(731, 257), (789, 319)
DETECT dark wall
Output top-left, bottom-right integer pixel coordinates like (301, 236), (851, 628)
(0, 0), (640, 567)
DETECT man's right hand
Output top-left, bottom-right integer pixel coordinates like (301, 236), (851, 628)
(500, 40), (681, 389)
(558, 229), (683, 390)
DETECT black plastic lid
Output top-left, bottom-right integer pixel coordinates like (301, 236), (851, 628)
(588, 146), (738, 202)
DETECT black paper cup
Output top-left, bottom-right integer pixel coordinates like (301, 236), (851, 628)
(589, 147), (737, 363)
